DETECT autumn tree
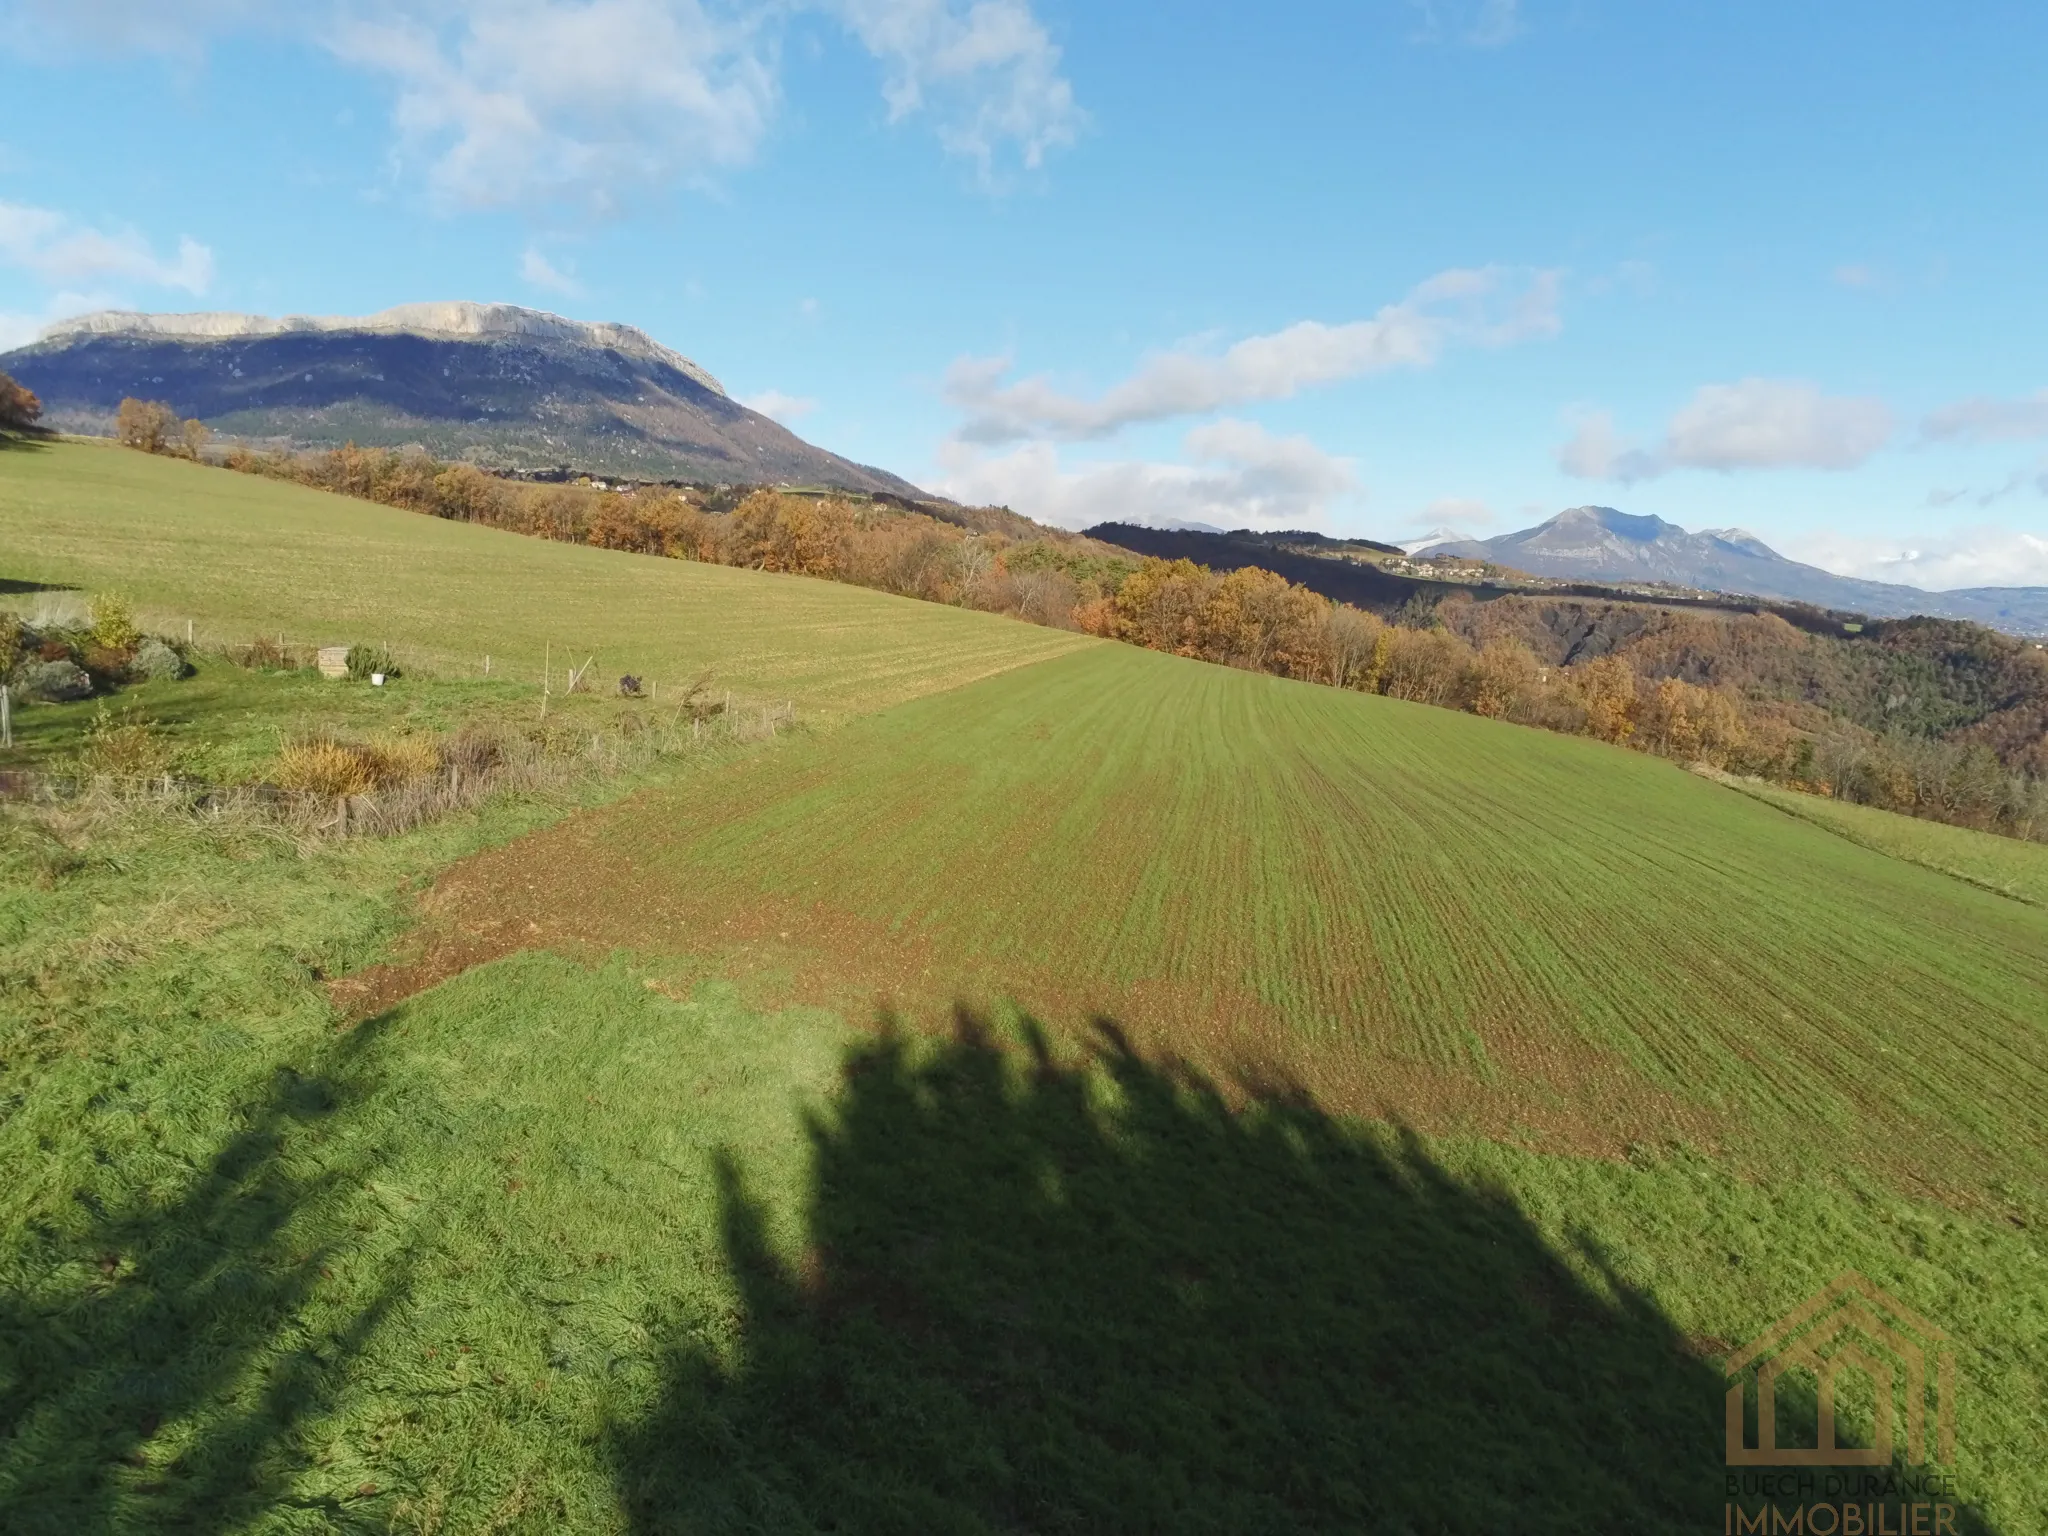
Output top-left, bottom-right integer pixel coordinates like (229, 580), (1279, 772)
(1380, 626), (1476, 707)
(115, 398), (178, 453)
(1468, 639), (1542, 719)
(1313, 603), (1386, 690)
(1111, 558), (1213, 656)
(0, 370), (41, 431)
(1572, 653), (1639, 744)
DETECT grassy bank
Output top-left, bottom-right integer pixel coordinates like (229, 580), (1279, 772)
(0, 438), (1090, 723)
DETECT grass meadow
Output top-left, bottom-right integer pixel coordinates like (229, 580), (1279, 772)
(411, 644), (2048, 1203)
(1709, 772), (2048, 909)
(3, 446), (2042, 1530)
(0, 439), (1089, 722)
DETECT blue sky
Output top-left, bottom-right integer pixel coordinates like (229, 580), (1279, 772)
(4, 0), (2047, 586)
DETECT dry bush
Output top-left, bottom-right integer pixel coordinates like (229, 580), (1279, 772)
(230, 636), (298, 671)
(274, 740), (376, 797)
(365, 735), (441, 784)
(79, 704), (176, 779)
(442, 727), (506, 777)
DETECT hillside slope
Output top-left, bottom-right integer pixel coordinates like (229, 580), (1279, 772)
(0, 304), (922, 494)
(0, 438), (1086, 720)
(4, 444), (2043, 1528)
(375, 642), (2048, 1204)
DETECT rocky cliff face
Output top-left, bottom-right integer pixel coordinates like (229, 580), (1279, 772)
(3, 303), (920, 494)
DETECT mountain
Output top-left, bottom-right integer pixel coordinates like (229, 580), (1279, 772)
(1418, 506), (2048, 635)
(1398, 525), (1475, 554)
(0, 303), (922, 495)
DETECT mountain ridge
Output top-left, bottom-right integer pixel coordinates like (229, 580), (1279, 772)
(1, 303), (922, 496)
(1419, 506), (2048, 635)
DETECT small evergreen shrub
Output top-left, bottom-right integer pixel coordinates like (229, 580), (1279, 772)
(344, 644), (400, 681)
(17, 658), (92, 702)
(131, 636), (189, 681)
(88, 593), (141, 653)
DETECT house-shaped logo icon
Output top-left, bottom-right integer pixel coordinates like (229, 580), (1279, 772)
(1724, 1271), (1955, 1466)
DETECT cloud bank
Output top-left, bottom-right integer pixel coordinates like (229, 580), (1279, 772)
(1921, 390), (2048, 444)
(5, 0), (1082, 209)
(949, 266), (1561, 444)
(1559, 378), (1895, 483)
(0, 200), (214, 294)
(739, 387), (817, 423)
(934, 420), (1358, 532)
(1783, 527), (2048, 592)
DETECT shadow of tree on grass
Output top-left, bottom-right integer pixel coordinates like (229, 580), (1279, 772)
(613, 1010), (1997, 1535)
(0, 1015), (415, 1534)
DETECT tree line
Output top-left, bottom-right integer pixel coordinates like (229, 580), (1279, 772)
(113, 410), (2048, 844)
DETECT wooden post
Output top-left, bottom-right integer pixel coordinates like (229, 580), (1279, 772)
(543, 642), (551, 719)
(1, 684), (10, 750)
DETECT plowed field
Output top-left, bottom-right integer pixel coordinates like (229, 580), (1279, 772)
(363, 643), (2048, 1203)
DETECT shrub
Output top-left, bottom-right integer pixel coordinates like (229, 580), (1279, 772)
(442, 727), (506, 778)
(0, 613), (24, 675)
(88, 592), (141, 652)
(273, 734), (438, 796)
(273, 740), (376, 797)
(366, 735), (439, 783)
(79, 702), (176, 779)
(16, 658), (92, 702)
(231, 636), (294, 670)
(131, 636), (188, 681)
(345, 644), (400, 681)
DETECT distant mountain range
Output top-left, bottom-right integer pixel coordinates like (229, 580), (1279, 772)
(0, 303), (921, 494)
(1417, 507), (2048, 635)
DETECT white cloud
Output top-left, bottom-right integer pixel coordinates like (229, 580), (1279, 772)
(327, 1), (780, 212)
(1409, 0), (1523, 47)
(0, 0), (269, 58)
(740, 388), (817, 423)
(1922, 390), (2048, 443)
(829, 0), (1083, 177)
(10, 0), (1081, 208)
(1559, 379), (1895, 483)
(1781, 527), (2048, 591)
(0, 200), (214, 293)
(949, 266), (1562, 443)
(933, 419), (1358, 531)
(1831, 263), (1881, 290)
(519, 245), (583, 296)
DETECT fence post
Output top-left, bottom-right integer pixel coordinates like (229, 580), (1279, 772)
(1, 684), (10, 750)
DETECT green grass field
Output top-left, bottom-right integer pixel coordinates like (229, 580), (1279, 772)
(401, 643), (2048, 1204)
(1708, 772), (2048, 908)
(0, 439), (1089, 722)
(3, 446), (2042, 1531)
